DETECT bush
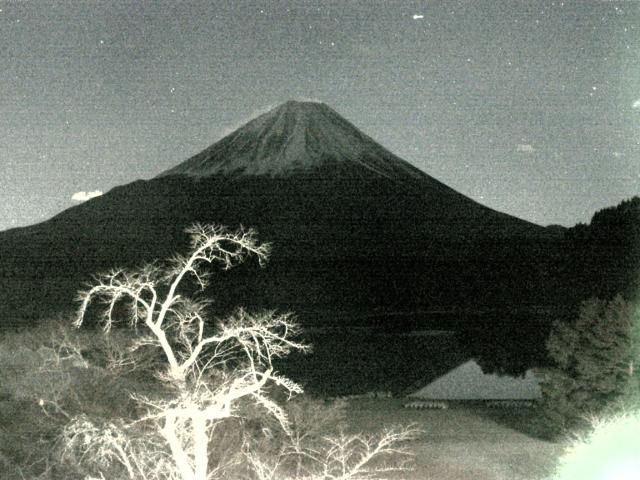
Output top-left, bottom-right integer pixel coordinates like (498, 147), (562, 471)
(0, 318), (155, 479)
(539, 295), (640, 436)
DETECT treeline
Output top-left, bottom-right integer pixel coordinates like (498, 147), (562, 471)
(532, 197), (640, 436)
(468, 196), (640, 376)
(559, 196), (640, 306)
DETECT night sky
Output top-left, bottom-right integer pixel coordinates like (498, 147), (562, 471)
(1, 0), (639, 232)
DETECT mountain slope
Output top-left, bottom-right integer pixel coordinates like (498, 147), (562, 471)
(157, 100), (544, 235)
(0, 101), (563, 327)
(158, 100), (428, 181)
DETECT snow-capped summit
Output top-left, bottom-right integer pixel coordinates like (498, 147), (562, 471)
(158, 100), (426, 181)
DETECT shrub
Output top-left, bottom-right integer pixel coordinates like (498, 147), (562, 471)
(0, 317), (154, 479)
(539, 295), (640, 435)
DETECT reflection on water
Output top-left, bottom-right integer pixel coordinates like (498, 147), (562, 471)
(398, 330), (456, 337)
(276, 312), (553, 396)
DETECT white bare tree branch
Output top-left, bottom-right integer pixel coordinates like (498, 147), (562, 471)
(67, 223), (416, 480)
(247, 425), (421, 480)
(75, 223), (272, 381)
(70, 223), (311, 480)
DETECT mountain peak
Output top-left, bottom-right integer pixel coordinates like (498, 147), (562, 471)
(157, 100), (427, 181)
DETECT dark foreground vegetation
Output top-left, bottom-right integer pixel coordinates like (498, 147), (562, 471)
(7, 311), (635, 480)
(0, 319), (561, 480)
(2, 224), (421, 480)
(1, 194), (640, 478)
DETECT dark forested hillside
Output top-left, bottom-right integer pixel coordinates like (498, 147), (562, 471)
(0, 171), (563, 327)
(559, 196), (640, 306)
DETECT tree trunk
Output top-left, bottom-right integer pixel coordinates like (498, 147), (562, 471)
(163, 412), (195, 480)
(192, 415), (209, 480)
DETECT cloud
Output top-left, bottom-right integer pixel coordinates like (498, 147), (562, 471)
(216, 98), (324, 139)
(516, 144), (536, 153)
(216, 104), (278, 139)
(633, 99), (640, 110)
(296, 96), (324, 104)
(412, 14), (424, 19)
(71, 190), (103, 202)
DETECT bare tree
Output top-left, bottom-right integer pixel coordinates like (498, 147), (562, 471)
(64, 223), (417, 480)
(247, 425), (420, 480)
(68, 224), (308, 480)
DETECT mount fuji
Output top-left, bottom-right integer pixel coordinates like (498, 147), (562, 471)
(0, 101), (562, 327)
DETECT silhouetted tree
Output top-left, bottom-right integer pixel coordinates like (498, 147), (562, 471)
(539, 295), (640, 434)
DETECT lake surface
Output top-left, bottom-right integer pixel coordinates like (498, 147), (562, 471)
(276, 316), (552, 397)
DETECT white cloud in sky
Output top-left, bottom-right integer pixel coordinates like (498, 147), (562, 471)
(217, 104), (278, 139)
(72, 190), (103, 202)
(632, 99), (640, 110)
(516, 144), (536, 153)
(216, 98), (324, 139)
(297, 96), (323, 103)
(412, 14), (424, 19)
